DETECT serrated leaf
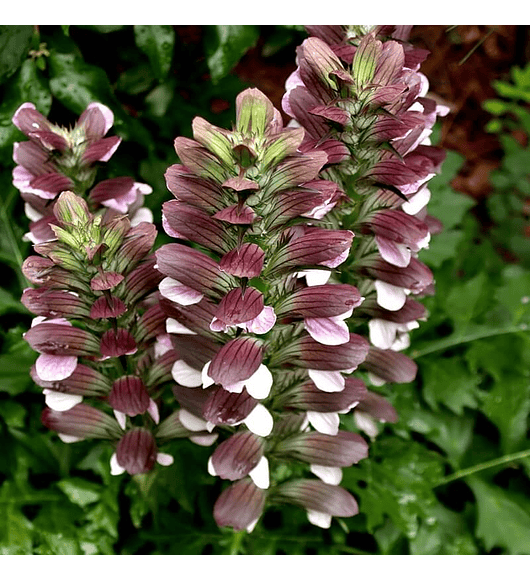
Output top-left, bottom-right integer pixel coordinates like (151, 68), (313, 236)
(0, 25), (33, 83)
(134, 25), (175, 81)
(469, 477), (530, 554)
(206, 25), (259, 83)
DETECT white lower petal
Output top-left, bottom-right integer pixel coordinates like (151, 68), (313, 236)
(166, 318), (197, 335)
(244, 404), (273, 437)
(308, 369), (345, 392)
(190, 433), (218, 446)
(172, 359), (203, 387)
(35, 353), (78, 382)
(159, 277), (203, 305)
(110, 453), (126, 476)
(304, 316), (350, 346)
(249, 456), (270, 489)
(179, 408), (208, 432)
(244, 364), (273, 399)
(43, 390), (82, 412)
(156, 453), (174, 466)
(307, 510), (332, 529)
(310, 464), (343, 486)
(58, 433), (83, 444)
(307, 411), (340, 435)
(374, 280), (409, 311)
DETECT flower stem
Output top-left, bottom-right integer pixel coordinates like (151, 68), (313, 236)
(434, 448), (530, 487)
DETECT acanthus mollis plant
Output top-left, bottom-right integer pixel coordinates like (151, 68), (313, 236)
(12, 101), (153, 244)
(282, 25), (448, 431)
(155, 87), (388, 531)
(20, 190), (211, 476)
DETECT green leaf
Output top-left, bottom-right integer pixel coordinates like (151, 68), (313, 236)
(469, 476), (530, 554)
(0, 336), (37, 396)
(57, 478), (101, 508)
(421, 356), (480, 415)
(0, 25), (33, 82)
(134, 25), (175, 82)
(206, 25), (259, 83)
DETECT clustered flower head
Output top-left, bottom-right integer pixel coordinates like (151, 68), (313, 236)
(12, 102), (152, 244)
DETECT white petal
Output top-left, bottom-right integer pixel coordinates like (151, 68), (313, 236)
(147, 399), (160, 424)
(166, 317), (197, 335)
(304, 316), (350, 346)
(244, 404), (273, 437)
(307, 510), (332, 529)
(130, 207), (153, 226)
(58, 433), (83, 444)
(114, 410), (127, 430)
(354, 411), (380, 439)
(401, 186), (431, 215)
(375, 237), (411, 268)
(374, 280), (409, 311)
(310, 464), (343, 486)
(159, 277), (203, 305)
(190, 433), (218, 446)
(172, 359), (203, 387)
(298, 269), (331, 286)
(307, 411), (340, 435)
(207, 456), (217, 476)
(43, 390), (82, 412)
(110, 453), (126, 476)
(249, 456), (270, 489)
(201, 361), (214, 388)
(369, 319), (398, 350)
(244, 364), (273, 399)
(179, 408), (208, 432)
(308, 369), (345, 392)
(35, 353), (78, 381)
(156, 453), (174, 466)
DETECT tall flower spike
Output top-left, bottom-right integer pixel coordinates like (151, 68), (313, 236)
(157, 87), (371, 530)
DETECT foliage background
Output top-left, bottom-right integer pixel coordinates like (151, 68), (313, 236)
(0, 24), (530, 555)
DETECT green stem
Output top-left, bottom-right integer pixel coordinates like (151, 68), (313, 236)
(434, 448), (530, 488)
(229, 529), (247, 555)
(410, 324), (528, 359)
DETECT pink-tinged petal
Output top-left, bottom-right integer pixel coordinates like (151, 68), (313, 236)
(156, 453), (174, 466)
(273, 479), (359, 518)
(25, 323), (100, 357)
(208, 337), (263, 388)
(249, 456), (270, 489)
(190, 433), (219, 446)
(159, 277), (204, 306)
(307, 411), (340, 435)
(277, 284), (362, 319)
(243, 404), (273, 437)
(362, 347), (417, 384)
(243, 306), (276, 334)
(243, 364), (273, 400)
(148, 399), (160, 424)
(82, 136), (121, 163)
(23, 173), (73, 199)
(375, 236), (412, 267)
(77, 102), (114, 139)
(308, 369), (345, 392)
(43, 390), (83, 412)
(213, 204), (257, 225)
(89, 295), (127, 319)
(100, 328), (137, 358)
(200, 386), (257, 428)
(162, 200), (230, 253)
(42, 403), (122, 440)
(213, 287), (264, 328)
(374, 280), (410, 311)
(210, 430), (264, 482)
(165, 164), (225, 212)
(219, 243), (265, 278)
(369, 318), (419, 350)
(172, 359), (203, 387)
(297, 333), (370, 372)
(281, 377), (366, 413)
(310, 465), (343, 486)
(12, 103), (53, 136)
(304, 314), (350, 346)
(108, 376), (150, 416)
(90, 271), (124, 291)
(354, 411), (380, 438)
(89, 176), (136, 212)
(213, 479), (266, 531)
(115, 428), (157, 475)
